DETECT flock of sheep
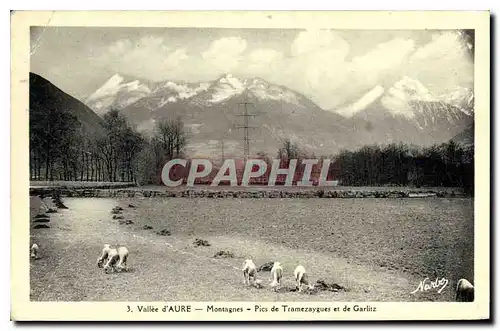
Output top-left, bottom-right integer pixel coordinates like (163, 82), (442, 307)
(242, 259), (315, 293)
(30, 242), (130, 273)
(30, 243), (474, 301)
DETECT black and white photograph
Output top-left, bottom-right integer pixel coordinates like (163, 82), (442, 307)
(10, 10), (490, 321)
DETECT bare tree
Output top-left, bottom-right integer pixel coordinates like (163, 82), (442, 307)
(155, 117), (187, 161)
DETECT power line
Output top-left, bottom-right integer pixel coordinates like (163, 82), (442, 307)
(234, 100), (258, 161)
(221, 139), (225, 163)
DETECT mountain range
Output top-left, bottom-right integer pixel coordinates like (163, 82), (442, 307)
(30, 71), (474, 159)
(332, 76), (474, 149)
(84, 73), (474, 157)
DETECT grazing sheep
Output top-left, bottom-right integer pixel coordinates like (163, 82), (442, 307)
(270, 262), (283, 290)
(294, 265), (315, 293)
(242, 259), (258, 286)
(30, 243), (39, 259)
(115, 246), (129, 272)
(97, 244), (112, 268)
(456, 278), (474, 302)
(103, 248), (119, 273)
(103, 246), (129, 273)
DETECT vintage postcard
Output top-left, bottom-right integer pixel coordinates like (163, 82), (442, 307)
(11, 10), (490, 321)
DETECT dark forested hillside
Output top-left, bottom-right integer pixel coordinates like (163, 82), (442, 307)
(29, 72), (105, 180)
(30, 72), (104, 135)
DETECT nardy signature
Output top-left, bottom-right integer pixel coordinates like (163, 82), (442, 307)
(411, 277), (449, 294)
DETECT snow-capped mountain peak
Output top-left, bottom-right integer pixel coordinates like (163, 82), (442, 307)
(248, 78), (302, 105)
(209, 74), (247, 103)
(436, 87), (474, 115)
(379, 76), (439, 119)
(392, 76), (433, 101)
(153, 81), (210, 107)
(331, 76), (474, 131)
(205, 73), (302, 106)
(85, 73), (308, 116)
(85, 74), (152, 114)
(331, 77), (437, 119)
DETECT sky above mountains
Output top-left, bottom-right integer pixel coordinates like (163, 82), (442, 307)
(30, 27), (473, 110)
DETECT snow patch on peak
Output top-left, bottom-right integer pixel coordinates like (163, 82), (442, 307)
(210, 74), (247, 103)
(209, 74), (303, 105)
(393, 76), (433, 101)
(125, 80), (150, 94)
(218, 74), (246, 90)
(335, 85), (385, 118)
(160, 81), (210, 100)
(86, 74), (125, 102)
(380, 77), (438, 119)
(249, 82), (301, 106)
(86, 74), (151, 112)
(436, 87), (474, 115)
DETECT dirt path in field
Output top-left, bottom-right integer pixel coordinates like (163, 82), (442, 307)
(29, 197), (454, 302)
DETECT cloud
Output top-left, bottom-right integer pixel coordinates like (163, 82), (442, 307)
(407, 31), (473, 94)
(263, 30), (351, 103)
(240, 48), (284, 77)
(411, 31), (464, 61)
(164, 48), (189, 67)
(201, 37), (247, 72)
(101, 36), (189, 81)
(247, 48), (282, 65)
(291, 29), (349, 58)
(349, 38), (415, 79)
(279, 32), (415, 108)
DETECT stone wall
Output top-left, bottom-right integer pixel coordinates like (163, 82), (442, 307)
(29, 188), (468, 199)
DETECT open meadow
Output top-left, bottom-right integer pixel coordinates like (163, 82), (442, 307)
(29, 195), (473, 302)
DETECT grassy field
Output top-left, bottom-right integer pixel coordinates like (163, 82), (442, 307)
(29, 196), (473, 302)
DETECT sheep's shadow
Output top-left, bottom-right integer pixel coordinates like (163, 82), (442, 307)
(99, 266), (136, 274)
(273, 285), (314, 294)
(258, 281), (347, 295)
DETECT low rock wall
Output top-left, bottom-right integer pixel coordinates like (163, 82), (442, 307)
(29, 187), (468, 199)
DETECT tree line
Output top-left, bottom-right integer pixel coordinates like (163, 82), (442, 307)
(271, 139), (474, 195)
(331, 141), (473, 194)
(29, 108), (187, 184)
(178, 138), (473, 195)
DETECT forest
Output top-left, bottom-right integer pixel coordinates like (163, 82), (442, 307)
(29, 108), (186, 185)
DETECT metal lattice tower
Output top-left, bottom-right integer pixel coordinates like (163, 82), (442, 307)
(220, 139), (225, 163)
(235, 99), (257, 161)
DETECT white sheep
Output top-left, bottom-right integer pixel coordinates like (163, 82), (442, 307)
(294, 265), (314, 293)
(104, 246), (129, 273)
(115, 246), (129, 272)
(455, 278), (474, 302)
(30, 243), (39, 259)
(103, 248), (119, 273)
(270, 262), (283, 290)
(97, 244), (112, 268)
(242, 259), (258, 286)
